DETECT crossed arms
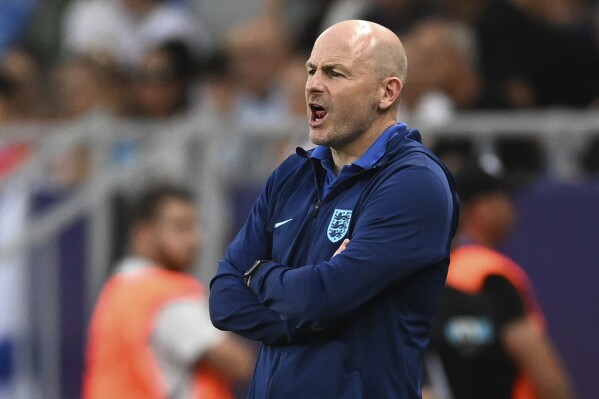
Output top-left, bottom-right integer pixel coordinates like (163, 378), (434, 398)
(209, 165), (456, 344)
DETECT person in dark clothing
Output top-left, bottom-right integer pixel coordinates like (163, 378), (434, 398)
(476, 0), (599, 108)
(423, 160), (574, 399)
(210, 20), (459, 398)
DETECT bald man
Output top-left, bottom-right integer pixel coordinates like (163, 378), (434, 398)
(210, 20), (459, 398)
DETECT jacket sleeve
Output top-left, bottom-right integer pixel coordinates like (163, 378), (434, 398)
(246, 164), (457, 327)
(209, 171), (307, 345)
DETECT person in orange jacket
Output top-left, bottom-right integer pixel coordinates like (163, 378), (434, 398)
(84, 184), (255, 399)
(424, 159), (574, 399)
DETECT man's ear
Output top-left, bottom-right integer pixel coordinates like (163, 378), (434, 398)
(379, 77), (403, 110)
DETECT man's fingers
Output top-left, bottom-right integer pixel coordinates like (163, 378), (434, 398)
(332, 239), (350, 257)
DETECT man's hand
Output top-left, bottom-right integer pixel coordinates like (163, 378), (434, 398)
(333, 239), (350, 258)
(304, 239), (350, 334)
(502, 317), (574, 399)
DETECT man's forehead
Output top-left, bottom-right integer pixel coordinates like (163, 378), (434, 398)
(310, 25), (374, 63)
(307, 44), (356, 65)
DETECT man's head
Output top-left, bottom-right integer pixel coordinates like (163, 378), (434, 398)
(134, 40), (192, 118)
(305, 20), (407, 151)
(226, 17), (290, 98)
(130, 185), (200, 273)
(1, 45), (41, 118)
(402, 18), (480, 109)
(52, 56), (117, 118)
(456, 160), (516, 247)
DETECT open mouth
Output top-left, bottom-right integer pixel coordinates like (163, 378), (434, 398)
(309, 103), (328, 125)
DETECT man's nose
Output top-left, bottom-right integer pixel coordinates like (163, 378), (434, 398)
(306, 71), (324, 94)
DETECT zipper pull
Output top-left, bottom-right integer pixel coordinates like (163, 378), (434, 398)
(312, 199), (322, 218)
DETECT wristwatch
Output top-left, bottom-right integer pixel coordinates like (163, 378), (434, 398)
(244, 260), (270, 287)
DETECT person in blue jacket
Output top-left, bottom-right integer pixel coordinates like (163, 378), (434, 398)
(209, 19), (459, 399)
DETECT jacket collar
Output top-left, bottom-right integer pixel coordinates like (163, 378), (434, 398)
(297, 122), (415, 169)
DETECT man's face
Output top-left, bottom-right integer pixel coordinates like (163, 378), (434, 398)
(151, 198), (200, 272)
(305, 28), (382, 150)
(135, 49), (186, 118)
(474, 191), (516, 245)
(485, 192), (516, 243)
(228, 34), (283, 96)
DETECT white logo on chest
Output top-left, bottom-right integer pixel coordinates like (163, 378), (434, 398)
(274, 218), (293, 228)
(327, 209), (352, 243)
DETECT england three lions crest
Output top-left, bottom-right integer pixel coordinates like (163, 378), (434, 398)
(327, 209), (353, 243)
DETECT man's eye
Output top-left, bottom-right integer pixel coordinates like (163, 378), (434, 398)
(307, 69), (316, 76)
(329, 71), (342, 78)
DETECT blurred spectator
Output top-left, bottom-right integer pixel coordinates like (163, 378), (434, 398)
(317, 0), (370, 34)
(279, 0), (368, 53)
(44, 55), (128, 188)
(0, 137), (32, 183)
(225, 16), (293, 124)
(133, 40), (195, 119)
(436, 0), (489, 26)
(270, 0), (340, 53)
(270, 53), (312, 162)
(0, 71), (32, 182)
(359, 0), (437, 35)
(62, 0), (211, 68)
(193, 50), (237, 118)
(50, 55), (128, 120)
(193, 0), (263, 44)
(282, 0), (435, 53)
(424, 159), (574, 399)
(0, 72), (19, 124)
(401, 18), (481, 127)
(0, 45), (43, 119)
(0, 56), (36, 343)
(473, 0), (599, 108)
(84, 184), (255, 399)
(279, 54), (310, 119)
(430, 137), (474, 177)
(505, 0), (593, 28)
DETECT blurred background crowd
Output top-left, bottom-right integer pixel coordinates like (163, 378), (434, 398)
(0, 0), (599, 179)
(0, 0), (599, 398)
(0, 0), (599, 124)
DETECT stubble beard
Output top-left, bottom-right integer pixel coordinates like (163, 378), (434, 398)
(309, 110), (377, 151)
(154, 244), (196, 273)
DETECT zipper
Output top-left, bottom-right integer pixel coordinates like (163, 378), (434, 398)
(308, 158), (324, 219)
(312, 198), (322, 218)
(303, 198), (322, 264)
(304, 197), (322, 263)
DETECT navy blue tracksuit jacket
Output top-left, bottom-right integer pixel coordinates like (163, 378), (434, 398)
(210, 123), (459, 398)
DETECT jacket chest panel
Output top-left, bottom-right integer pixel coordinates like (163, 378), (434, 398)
(270, 179), (369, 266)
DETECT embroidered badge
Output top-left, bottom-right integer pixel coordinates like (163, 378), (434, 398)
(327, 209), (353, 243)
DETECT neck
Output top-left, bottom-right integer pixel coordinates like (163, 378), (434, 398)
(460, 225), (497, 249)
(331, 118), (395, 175)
